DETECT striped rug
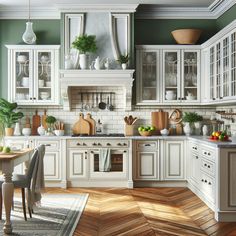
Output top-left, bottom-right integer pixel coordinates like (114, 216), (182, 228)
(0, 193), (89, 236)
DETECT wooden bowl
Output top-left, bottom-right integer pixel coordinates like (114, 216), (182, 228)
(171, 29), (202, 45)
(139, 130), (153, 136)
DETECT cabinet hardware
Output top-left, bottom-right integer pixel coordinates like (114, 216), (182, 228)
(45, 144), (51, 146)
(124, 151), (127, 153)
(106, 143), (111, 146)
(29, 97), (33, 100)
(204, 180), (207, 183)
(220, 97), (223, 99)
(178, 97), (181, 100)
(123, 143), (127, 146)
(196, 156), (198, 159)
(76, 143), (81, 146)
(201, 179), (204, 182)
(204, 163), (207, 166)
(213, 98), (216, 100)
(208, 165), (210, 168)
(98, 143), (102, 146)
(83, 143), (87, 146)
(208, 182), (212, 185)
(85, 152), (87, 154)
(208, 152), (211, 156)
(204, 152), (207, 154)
(91, 151), (94, 154)
(33, 97), (36, 100)
(92, 143), (97, 146)
(144, 144), (151, 146)
(117, 143), (121, 146)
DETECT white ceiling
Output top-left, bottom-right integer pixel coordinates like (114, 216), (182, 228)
(0, 0), (216, 8)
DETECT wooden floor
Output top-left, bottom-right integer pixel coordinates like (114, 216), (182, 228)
(44, 188), (236, 236)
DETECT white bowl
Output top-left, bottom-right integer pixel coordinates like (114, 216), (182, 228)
(22, 128), (31, 136)
(17, 55), (27, 63)
(160, 128), (169, 136)
(54, 130), (64, 136)
(40, 92), (50, 100)
(165, 93), (176, 100)
(186, 96), (196, 100)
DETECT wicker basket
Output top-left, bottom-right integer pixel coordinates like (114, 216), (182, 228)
(171, 29), (202, 45)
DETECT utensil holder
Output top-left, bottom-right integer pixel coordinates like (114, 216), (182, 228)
(125, 124), (134, 136)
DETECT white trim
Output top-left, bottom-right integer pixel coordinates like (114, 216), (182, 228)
(136, 0), (236, 19)
(5, 45), (60, 50)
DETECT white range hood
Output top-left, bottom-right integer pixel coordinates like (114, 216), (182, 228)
(59, 69), (135, 111)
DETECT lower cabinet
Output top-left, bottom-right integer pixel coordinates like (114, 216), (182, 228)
(189, 151), (201, 186)
(43, 151), (60, 180)
(163, 140), (185, 180)
(68, 149), (88, 179)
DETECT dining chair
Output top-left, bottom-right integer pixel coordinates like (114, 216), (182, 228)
(0, 147), (39, 221)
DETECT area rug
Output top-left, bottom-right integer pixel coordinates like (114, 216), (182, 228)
(0, 193), (89, 236)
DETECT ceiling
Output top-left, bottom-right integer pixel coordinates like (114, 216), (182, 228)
(0, 0), (216, 8)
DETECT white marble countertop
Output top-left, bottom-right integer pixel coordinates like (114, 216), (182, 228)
(4, 135), (236, 147)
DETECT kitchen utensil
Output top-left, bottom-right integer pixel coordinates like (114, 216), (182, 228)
(106, 96), (111, 111)
(93, 93), (99, 112)
(98, 92), (106, 110)
(80, 93), (84, 112)
(85, 113), (96, 135)
(72, 113), (90, 135)
(42, 109), (47, 129)
(84, 93), (90, 111)
(32, 110), (41, 135)
(108, 92), (114, 111)
(151, 110), (169, 134)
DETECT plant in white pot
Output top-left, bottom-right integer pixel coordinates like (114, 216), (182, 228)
(117, 54), (129, 70)
(182, 112), (201, 136)
(0, 98), (24, 136)
(72, 34), (97, 69)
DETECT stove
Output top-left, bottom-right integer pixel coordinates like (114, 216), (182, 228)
(71, 133), (125, 137)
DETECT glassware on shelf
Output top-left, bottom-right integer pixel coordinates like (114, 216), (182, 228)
(38, 53), (51, 86)
(16, 55), (29, 87)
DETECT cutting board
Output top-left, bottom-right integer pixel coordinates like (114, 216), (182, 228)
(32, 110), (41, 135)
(72, 113), (90, 135)
(85, 113), (96, 135)
(42, 109), (47, 129)
(25, 116), (31, 128)
(151, 110), (169, 134)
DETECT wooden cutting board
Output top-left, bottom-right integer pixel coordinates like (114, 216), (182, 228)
(32, 110), (41, 135)
(25, 116), (31, 128)
(151, 110), (169, 134)
(72, 113), (90, 135)
(85, 113), (96, 135)
(42, 109), (48, 129)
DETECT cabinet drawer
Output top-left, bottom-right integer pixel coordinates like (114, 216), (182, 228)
(201, 146), (215, 161)
(200, 171), (215, 203)
(35, 140), (60, 151)
(201, 158), (215, 176)
(190, 142), (199, 153)
(136, 141), (158, 151)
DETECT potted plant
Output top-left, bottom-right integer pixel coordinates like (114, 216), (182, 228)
(45, 115), (56, 136)
(0, 98), (24, 136)
(117, 54), (129, 70)
(72, 34), (97, 69)
(182, 112), (202, 136)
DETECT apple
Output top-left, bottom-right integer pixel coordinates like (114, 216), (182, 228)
(2, 146), (11, 153)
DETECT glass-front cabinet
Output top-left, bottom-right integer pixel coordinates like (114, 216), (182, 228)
(136, 46), (201, 105)
(208, 30), (236, 103)
(6, 45), (60, 105)
(163, 49), (200, 104)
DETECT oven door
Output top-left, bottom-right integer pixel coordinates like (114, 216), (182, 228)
(89, 149), (128, 179)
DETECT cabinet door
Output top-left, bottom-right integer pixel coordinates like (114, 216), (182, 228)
(68, 149), (88, 179)
(230, 32), (236, 97)
(189, 152), (201, 186)
(163, 141), (185, 180)
(163, 50), (181, 103)
(135, 151), (158, 180)
(209, 46), (216, 101)
(44, 151), (60, 180)
(34, 50), (55, 104)
(181, 50), (200, 103)
(10, 50), (34, 104)
(136, 50), (160, 104)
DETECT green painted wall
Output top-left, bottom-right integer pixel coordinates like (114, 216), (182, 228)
(134, 19), (217, 45)
(216, 5), (236, 30)
(0, 20), (60, 98)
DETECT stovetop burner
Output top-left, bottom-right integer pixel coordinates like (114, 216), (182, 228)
(71, 133), (125, 137)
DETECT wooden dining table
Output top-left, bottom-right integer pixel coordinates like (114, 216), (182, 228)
(0, 149), (32, 234)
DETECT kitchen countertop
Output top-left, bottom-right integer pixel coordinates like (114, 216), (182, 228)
(4, 135), (236, 147)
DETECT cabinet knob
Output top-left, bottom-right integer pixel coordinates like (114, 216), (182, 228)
(98, 143), (102, 146)
(201, 179), (204, 182)
(204, 152), (207, 155)
(195, 156), (198, 159)
(117, 143), (121, 146)
(144, 144), (151, 146)
(220, 97), (223, 99)
(204, 180), (207, 183)
(93, 143), (97, 146)
(83, 143), (87, 146)
(107, 143), (111, 146)
(208, 165), (210, 168)
(213, 98), (216, 100)
(123, 143), (127, 146)
(76, 143), (81, 146)
(29, 98), (33, 100)
(208, 152), (211, 156)
(124, 150), (127, 153)
(204, 163), (207, 166)
(208, 182), (212, 185)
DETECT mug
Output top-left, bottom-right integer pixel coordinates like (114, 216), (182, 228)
(38, 79), (44, 87)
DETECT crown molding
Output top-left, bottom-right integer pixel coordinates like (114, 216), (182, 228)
(135, 0), (236, 19)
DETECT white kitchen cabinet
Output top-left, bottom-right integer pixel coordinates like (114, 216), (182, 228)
(136, 45), (201, 105)
(162, 140), (185, 180)
(133, 140), (159, 180)
(6, 45), (60, 106)
(68, 149), (88, 180)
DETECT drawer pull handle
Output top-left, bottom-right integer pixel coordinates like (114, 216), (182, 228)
(201, 179), (204, 182)
(204, 180), (207, 183)
(208, 182), (212, 185)
(145, 144), (151, 146)
(91, 151), (94, 154)
(117, 143), (121, 146)
(208, 165), (210, 168)
(107, 143), (111, 146)
(98, 143), (102, 146)
(204, 164), (207, 167)
(45, 144), (51, 146)
(93, 143), (97, 146)
(208, 152), (211, 156)
(77, 143), (81, 146)
(123, 143), (127, 146)
(83, 143), (87, 146)
(196, 156), (198, 159)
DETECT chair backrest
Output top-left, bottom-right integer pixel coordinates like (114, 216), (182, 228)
(26, 149), (39, 181)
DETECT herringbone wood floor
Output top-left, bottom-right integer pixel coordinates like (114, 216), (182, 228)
(45, 188), (236, 236)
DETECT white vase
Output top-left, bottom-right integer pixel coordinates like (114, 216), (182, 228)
(37, 125), (45, 136)
(79, 54), (87, 69)
(121, 63), (127, 70)
(202, 125), (208, 136)
(14, 122), (21, 136)
(194, 121), (202, 135)
(183, 122), (192, 136)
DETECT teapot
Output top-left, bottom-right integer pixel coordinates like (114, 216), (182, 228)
(94, 56), (101, 70)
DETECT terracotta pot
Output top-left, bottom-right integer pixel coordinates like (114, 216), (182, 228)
(5, 127), (14, 136)
(171, 29), (202, 45)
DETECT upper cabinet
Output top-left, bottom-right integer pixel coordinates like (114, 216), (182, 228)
(6, 45), (60, 106)
(202, 21), (236, 105)
(136, 46), (201, 105)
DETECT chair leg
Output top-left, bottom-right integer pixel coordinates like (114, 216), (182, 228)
(0, 188), (2, 220)
(27, 188), (32, 218)
(21, 188), (27, 221)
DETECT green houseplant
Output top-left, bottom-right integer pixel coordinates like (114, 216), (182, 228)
(182, 112), (203, 136)
(117, 54), (129, 70)
(0, 98), (24, 136)
(72, 34), (97, 69)
(45, 115), (56, 135)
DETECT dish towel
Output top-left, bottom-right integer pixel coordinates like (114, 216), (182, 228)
(99, 148), (111, 172)
(28, 144), (45, 208)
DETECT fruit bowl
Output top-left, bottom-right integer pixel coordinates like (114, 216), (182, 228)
(139, 130), (153, 136)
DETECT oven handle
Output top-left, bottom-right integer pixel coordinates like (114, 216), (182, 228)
(90, 149), (128, 154)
